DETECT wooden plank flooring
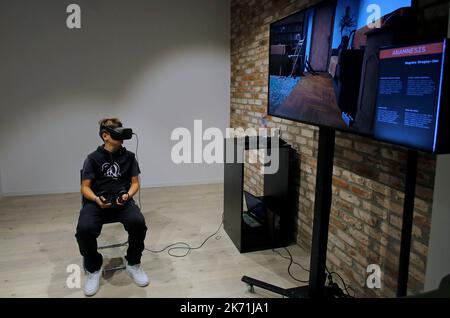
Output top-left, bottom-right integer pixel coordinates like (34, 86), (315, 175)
(0, 184), (309, 298)
(274, 73), (348, 129)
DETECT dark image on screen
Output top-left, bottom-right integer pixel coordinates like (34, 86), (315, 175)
(268, 0), (412, 133)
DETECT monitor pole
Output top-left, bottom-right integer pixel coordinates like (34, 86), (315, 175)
(242, 126), (338, 298)
(397, 149), (419, 297)
(308, 126), (336, 297)
(243, 130), (420, 298)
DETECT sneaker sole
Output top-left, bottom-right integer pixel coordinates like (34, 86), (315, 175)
(84, 287), (99, 297)
(126, 270), (149, 287)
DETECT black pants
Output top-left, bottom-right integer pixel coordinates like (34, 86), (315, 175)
(75, 200), (147, 273)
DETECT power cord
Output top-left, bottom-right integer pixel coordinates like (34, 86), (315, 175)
(290, 243), (355, 298)
(272, 247), (309, 284)
(326, 266), (355, 298)
(132, 133), (142, 210)
(132, 131), (224, 258)
(272, 246), (356, 297)
(145, 213), (224, 257)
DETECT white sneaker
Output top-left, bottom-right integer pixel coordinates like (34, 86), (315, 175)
(126, 263), (149, 287)
(84, 269), (102, 296)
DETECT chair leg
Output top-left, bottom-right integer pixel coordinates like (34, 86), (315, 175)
(98, 240), (128, 250)
(103, 257), (127, 274)
(98, 241), (128, 274)
(84, 240), (128, 274)
(82, 258), (87, 275)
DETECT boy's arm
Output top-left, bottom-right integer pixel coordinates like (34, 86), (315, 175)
(117, 176), (140, 206)
(117, 156), (140, 205)
(81, 179), (97, 202)
(81, 179), (111, 208)
(127, 176), (140, 198)
(128, 155), (140, 198)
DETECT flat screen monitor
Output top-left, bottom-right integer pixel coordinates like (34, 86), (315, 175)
(373, 40), (448, 153)
(268, 0), (412, 134)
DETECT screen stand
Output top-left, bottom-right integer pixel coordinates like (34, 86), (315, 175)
(308, 126), (336, 297)
(242, 127), (340, 298)
(397, 149), (419, 297)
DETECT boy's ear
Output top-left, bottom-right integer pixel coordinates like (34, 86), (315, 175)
(102, 132), (109, 141)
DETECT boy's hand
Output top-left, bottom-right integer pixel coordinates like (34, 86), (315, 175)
(95, 196), (112, 209)
(116, 193), (130, 206)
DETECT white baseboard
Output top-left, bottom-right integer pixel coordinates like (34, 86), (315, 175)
(3, 187), (81, 197)
(141, 178), (223, 189)
(2, 179), (223, 197)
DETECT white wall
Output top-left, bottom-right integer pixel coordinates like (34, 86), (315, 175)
(424, 10), (450, 291)
(0, 0), (230, 196)
(0, 168), (3, 199)
(425, 155), (450, 290)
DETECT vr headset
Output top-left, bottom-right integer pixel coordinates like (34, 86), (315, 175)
(100, 124), (133, 141)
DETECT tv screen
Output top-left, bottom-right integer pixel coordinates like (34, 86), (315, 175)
(268, 0), (412, 134)
(373, 40), (448, 153)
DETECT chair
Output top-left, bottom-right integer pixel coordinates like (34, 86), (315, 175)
(80, 170), (128, 274)
(289, 38), (305, 77)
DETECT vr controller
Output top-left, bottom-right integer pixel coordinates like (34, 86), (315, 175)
(98, 190), (129, 208)
(100, 125), (133, 141)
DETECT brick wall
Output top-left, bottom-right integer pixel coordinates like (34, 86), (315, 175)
(230, 0), (437, 297)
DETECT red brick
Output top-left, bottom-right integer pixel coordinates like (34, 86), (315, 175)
(333, 177), (349, 190)
(335, 137), (353, 149)
(339, 190), (361, 206)
(354, 142), (378, 155)
(350, 185), (373, 200)
(343, 149), (364, 162)
(336, 229), (356, 248)
(365, 179), (391, 196)
(354, 209), (379, 227)
(341, 170), (366, 185)
(413, 241), (428, 257)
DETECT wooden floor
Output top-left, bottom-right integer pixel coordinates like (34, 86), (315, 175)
(0, 184), (309, 298)
(274, 73), (348, 130)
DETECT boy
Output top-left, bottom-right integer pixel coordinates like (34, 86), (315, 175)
(76, 118), (149, 296)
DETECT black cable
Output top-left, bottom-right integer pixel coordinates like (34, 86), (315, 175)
(131, 132), (224, 258)
(329, 271), (354, 298)
(285, 247), (309, 284)
(290, 243), (355, 298)
(272, 247), (309, 284)
(330, 271), (355, 298)
(325, 264), (331, 275)
(132, 133), (142, 210)
(145, 213), (224, 257)
(347, 286), (356, 297)
(274, 245), (356, 296)
(326, 266), (355, 298)
(273, 247), (310, 273)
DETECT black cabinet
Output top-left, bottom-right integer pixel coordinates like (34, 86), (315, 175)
(223, 136), (295, 253)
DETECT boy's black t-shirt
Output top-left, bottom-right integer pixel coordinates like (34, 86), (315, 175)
(82, 145), (140, 197)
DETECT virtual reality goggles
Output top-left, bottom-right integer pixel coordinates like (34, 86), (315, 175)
(100, 125), (133, 141)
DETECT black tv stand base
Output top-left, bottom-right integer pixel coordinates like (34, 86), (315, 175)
(241, 276), (345, 298)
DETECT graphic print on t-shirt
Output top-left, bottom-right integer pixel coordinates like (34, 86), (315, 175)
(101, 162), (121, 179)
